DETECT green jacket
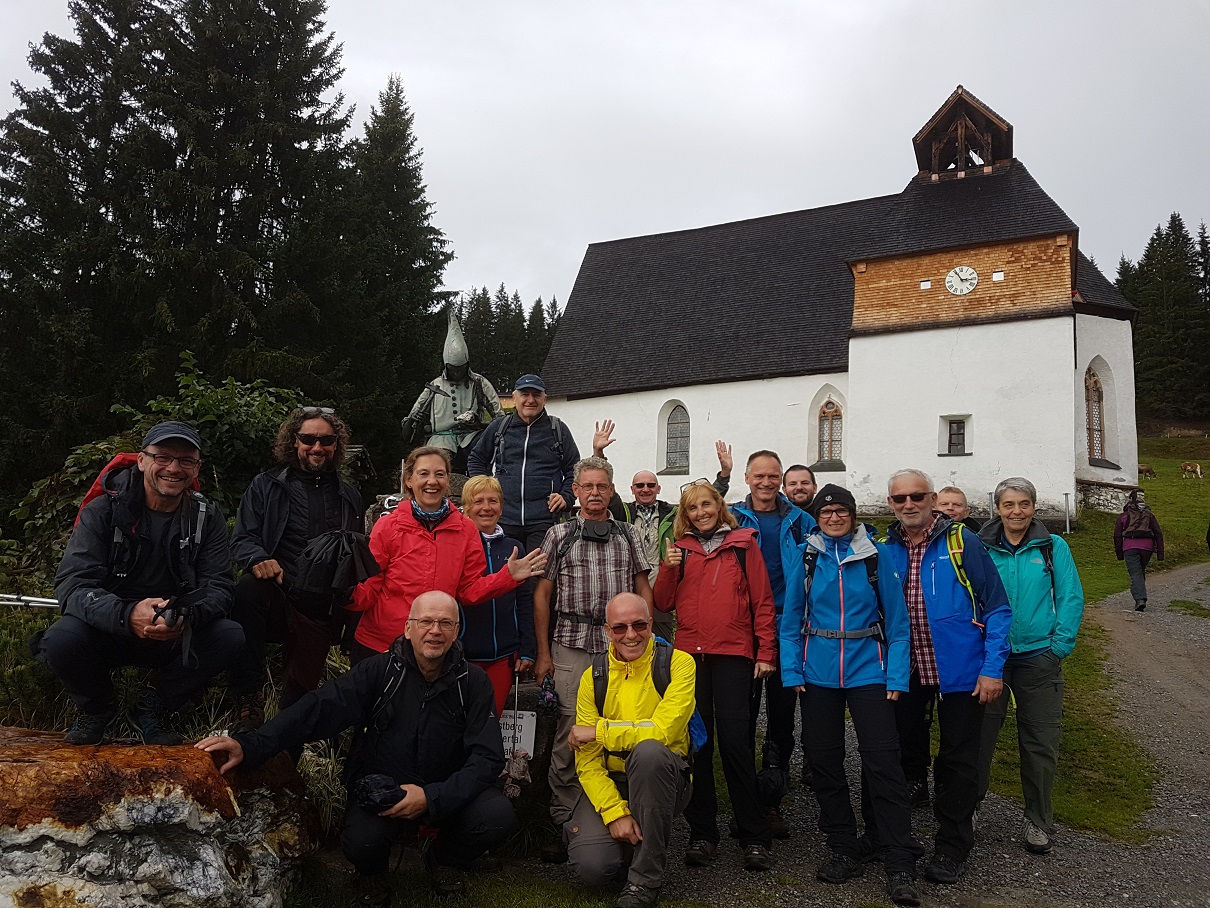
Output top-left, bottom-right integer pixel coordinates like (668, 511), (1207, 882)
(978, 517), (1085, 659)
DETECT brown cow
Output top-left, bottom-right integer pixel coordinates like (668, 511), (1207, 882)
(1181, 461), (1203, 479)
(1138, 463), (1156, 480)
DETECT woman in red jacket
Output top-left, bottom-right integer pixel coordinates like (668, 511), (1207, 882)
(348, 446), (546, 661)
(654, 481), (778, 872)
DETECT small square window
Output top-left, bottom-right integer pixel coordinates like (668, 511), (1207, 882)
(938, 414), (972, 456)
(992, 270), (1005, 282)
(919, 279), (931, 290)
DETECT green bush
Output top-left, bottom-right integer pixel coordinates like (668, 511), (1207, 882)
(8, 352), (304, 591)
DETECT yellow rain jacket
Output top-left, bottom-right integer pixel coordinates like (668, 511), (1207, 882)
(573, 637), (696, 825)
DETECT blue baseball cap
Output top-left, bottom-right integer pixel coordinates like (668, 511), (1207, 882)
(514, 374), (546, 392)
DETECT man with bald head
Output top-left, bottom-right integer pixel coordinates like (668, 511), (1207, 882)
(198, 591), (511, 904)
(566, 593), (696, 908)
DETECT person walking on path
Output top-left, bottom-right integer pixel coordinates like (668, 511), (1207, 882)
(1113, 490), (1164, 612)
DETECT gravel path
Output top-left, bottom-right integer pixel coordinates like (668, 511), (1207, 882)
(521, 562), (1210, 907)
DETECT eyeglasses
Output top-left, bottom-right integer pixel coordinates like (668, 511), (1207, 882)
(576, 483), (612, 492)
(818, 507), (851, 520)
(301, 406), (335, 416)
(141, 450), (202, 469)
(889, 492), (930, 504)
(407, 617), (459, 632)
(296, 432), (338, 447)
(608, 620), (650, 634)
(632, 482), (658, 489)
(680, 478), (711, 493)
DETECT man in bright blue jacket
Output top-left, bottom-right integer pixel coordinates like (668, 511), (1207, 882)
(869, 469), (1011, 885)
(730, 449), (816, 833)
(976, 477), (1084, 857)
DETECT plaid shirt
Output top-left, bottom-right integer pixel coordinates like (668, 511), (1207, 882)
(540, 518), (652, 653)
(904, 515), (941, 686)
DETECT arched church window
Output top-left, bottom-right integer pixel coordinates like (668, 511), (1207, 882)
(665, 405), (690, 472)
(1085, 369), (1104, 460)
(819, 401), (842, 462)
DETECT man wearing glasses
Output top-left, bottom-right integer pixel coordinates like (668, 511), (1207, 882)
(227, 406), (364, 731)
(868, 469), (1011, 885)
(566, 593), (695, 908)
(198, 591), (511, 904)
(39, 421), (240, 745)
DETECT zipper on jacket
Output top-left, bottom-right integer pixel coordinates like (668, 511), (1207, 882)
(837, 552), (846, 688)
(520, 423), (531, 525)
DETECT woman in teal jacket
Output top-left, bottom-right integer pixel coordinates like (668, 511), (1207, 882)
(976, 477), (1084, 856)
(780, 485), (922, 906)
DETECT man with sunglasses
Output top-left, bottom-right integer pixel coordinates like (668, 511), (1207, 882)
(40, 421), (240, 745)
(228, 406), (364, 730)
(566, 593), (695, 908)
(198, 591), (512, 904)
(867, 469), (1011, 884)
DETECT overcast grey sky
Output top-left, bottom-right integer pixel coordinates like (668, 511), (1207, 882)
(4, 1), (1208, 308)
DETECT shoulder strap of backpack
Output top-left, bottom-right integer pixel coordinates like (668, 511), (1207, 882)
(864, 549), (884, 623)
(367, 654), (408, 732)
(556, 522), (583, 561)
(790, 516), (804, 547)
(591, 651), (610, 716)
(1041, 538), (1056, 598)
(549, 415), (565, 458)
(651, 639), (672, 697)
(492, 413), (515, 465)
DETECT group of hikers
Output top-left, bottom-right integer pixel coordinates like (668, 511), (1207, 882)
(33, 363), (1090, 908)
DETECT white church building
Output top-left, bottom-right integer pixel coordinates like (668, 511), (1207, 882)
(541, 87), (1138, 516)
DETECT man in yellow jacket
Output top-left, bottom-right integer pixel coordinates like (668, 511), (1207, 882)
(567, 592), (696, 908)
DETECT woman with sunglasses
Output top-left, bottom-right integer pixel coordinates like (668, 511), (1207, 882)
(780, 484), (922, 906)
(459, 474), (537, 714)
(348, 446), (547, 662)
(653, 481), (777, 872)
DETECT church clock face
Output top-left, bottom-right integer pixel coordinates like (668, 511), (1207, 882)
(945, 265), (978, 295)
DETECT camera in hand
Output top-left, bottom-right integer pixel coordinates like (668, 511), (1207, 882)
(352, 773), (406, 811)
(155, 588), (208, 627)
(581, 520), (614, 544)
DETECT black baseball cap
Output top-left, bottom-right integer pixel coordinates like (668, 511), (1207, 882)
(141, 421), (203, 452)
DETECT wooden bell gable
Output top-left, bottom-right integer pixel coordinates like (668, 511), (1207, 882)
(913, 85), (1014, 178)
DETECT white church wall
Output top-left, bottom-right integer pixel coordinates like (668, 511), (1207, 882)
(1074, 314), (1137, 486)
(846, 317), (1078, 517)
(546, 372), (848, 500)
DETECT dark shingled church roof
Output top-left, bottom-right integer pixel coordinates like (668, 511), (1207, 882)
(543, 161), (1133, 400)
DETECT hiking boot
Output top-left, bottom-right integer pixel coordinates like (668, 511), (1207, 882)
(64, 711), (114, 745)
(1134, 600), (1147, 612)
(428, 864), (467, 898)
(1023, 820), (1053, 855)
(230, 691), (265, 735)
(539, 840), (568, 864)
(616, 882), (660, 908)
(742, 844), (772, 872)
(768, 806), (790, 839)
(816, 851), (864, 884)
(856, 834), (882, 863)
(907, 776), (929, 809)
(684, 840), (718, 867)
(923, 852), (966, 884)
(352, 872), (390, 907)
(128, 693), (184, 746)
(887, 871), (920, 906)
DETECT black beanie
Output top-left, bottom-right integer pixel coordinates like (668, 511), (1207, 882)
(809, 483), (856, 518)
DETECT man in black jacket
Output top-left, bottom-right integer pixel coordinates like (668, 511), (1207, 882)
(466, 374), (580, 552)
(39, 421), (240, 745)
(198, 591), (511, 904)
(228, 407), (364, 730)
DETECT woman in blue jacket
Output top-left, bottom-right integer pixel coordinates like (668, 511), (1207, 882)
(780, 485), (922, 906)
(460, 475), (537, 715)
(976, 477), (1084, 856)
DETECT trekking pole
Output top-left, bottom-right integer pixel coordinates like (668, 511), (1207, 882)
(0, 594), (58, 610)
